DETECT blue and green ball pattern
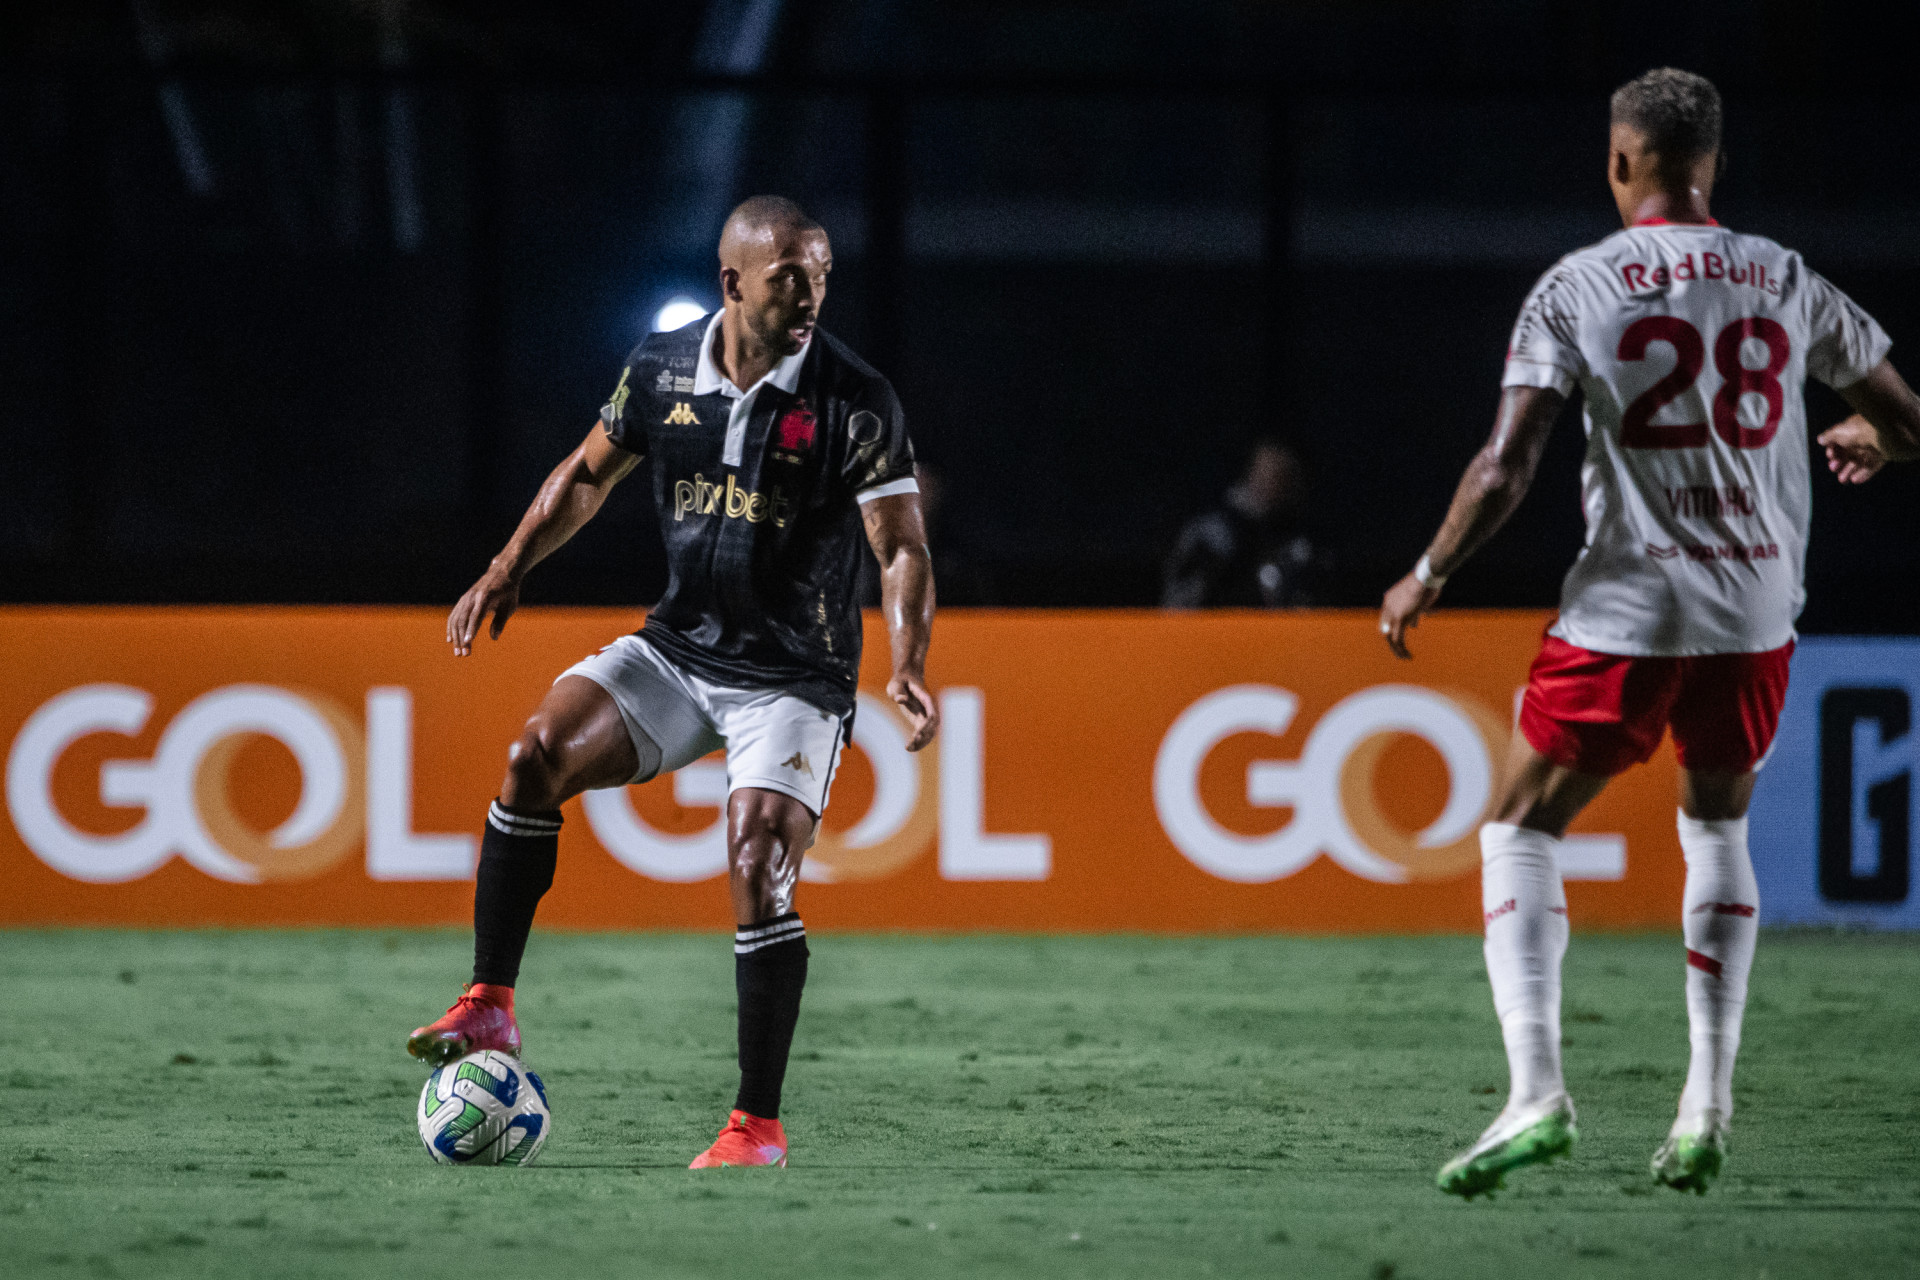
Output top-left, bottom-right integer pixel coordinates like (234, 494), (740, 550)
(416, 1050), (550, 1166)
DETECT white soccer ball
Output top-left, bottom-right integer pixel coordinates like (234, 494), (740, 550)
(416, 1050), (551, 1166)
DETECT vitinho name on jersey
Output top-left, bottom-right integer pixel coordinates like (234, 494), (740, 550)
(673, 473), (794, 527)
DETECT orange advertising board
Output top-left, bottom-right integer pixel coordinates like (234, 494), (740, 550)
(0, 608), (1684, 931)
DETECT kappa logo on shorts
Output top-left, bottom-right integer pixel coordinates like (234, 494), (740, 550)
(780, 752), (815, 778)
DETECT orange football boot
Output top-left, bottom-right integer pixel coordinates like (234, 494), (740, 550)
(405, 984), (521, 1065)
(688, 1110), (788, 1168)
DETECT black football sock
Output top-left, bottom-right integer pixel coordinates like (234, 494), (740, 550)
(470, 800), (562, 988)
(733, 913), (810, 1119)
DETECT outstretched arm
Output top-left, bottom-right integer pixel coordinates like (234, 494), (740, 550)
(447, 422), (640, 655)
(1819, 359), (1920, 483)
(1379, 385), (1566, 659)
(861, 491), (939, 751)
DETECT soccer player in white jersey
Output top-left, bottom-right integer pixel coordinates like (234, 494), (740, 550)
(1379, 68), (1920, 1198)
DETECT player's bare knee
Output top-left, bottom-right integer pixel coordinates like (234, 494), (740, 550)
(730, 803), (811, 903)
(1680, 770), (1756, 822)
(501, 728), (564, 810)
(1506, 805), (1572, 839)
(730, 843), (776, 891)
(728, 815), (785, 870)
(728, 838), (785, 916)
(1494, 781), (1561, 834)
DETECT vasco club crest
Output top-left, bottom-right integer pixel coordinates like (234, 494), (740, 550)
(774, 400), (817, 459)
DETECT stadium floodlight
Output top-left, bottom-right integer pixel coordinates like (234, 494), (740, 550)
(653, 296), (708, 332)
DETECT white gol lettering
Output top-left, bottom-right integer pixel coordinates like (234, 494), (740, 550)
(7, 684), (350, 885)
(937, 687), (1050, 881)
(1153, 684), (1494, 884)
(583, 691), (924, 882)
(366, 688), (476, 880)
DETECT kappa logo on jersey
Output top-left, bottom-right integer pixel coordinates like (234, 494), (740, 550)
(775, 401), (817, 454)
(780, 752), (815, 778)
(665, 402), (700, 426)
(672, 473), (794, 527)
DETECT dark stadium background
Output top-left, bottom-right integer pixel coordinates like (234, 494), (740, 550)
(4, 0), (1916, 628)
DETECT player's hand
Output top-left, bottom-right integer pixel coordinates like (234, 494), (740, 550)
(447, 564), (521, 656)
(888, 670), (940, 752)
(1379, 573), (1441, 660)
(1818, 415), (1889, 484)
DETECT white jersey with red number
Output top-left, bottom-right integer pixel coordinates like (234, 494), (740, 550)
(1502, 221), (1891, 656)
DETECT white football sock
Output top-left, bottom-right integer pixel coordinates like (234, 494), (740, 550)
(1479, 822), (1570, 1110)
(1676, 811), (1759, 1126)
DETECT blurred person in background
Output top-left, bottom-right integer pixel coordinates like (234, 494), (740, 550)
(1162, 438), (1327, 608)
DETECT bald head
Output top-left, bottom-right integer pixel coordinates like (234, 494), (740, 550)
(715, 195), (832, 360)
(719, 195), (825, 270)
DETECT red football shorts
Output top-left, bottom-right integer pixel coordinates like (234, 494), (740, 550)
(1518, 633), (1794, 777)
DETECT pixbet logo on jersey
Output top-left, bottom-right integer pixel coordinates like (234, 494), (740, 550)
(6, 684), (470, 883)
(672, 473), (795, 526)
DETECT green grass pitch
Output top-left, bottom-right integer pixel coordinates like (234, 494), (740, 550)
(4, 929), (1918, 1278)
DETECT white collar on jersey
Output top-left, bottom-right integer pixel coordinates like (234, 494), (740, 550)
(692, 309), (809, 400)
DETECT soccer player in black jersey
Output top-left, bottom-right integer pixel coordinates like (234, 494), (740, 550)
(406, 196), (938, 1169)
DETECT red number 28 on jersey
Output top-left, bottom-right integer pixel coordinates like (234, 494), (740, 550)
(1618, 316), (1791, 450)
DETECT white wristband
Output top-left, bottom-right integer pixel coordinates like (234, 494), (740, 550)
(1413, 554), (1448, 589)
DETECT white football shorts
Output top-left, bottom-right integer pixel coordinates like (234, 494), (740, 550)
(559, 633), (847, 816)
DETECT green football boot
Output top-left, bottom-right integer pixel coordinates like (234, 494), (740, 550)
(1437, 1095), (1578, 1200)
(1652, 1111), (1728, 1195)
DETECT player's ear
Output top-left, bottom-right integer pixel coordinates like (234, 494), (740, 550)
(719, 266), (742, 302)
